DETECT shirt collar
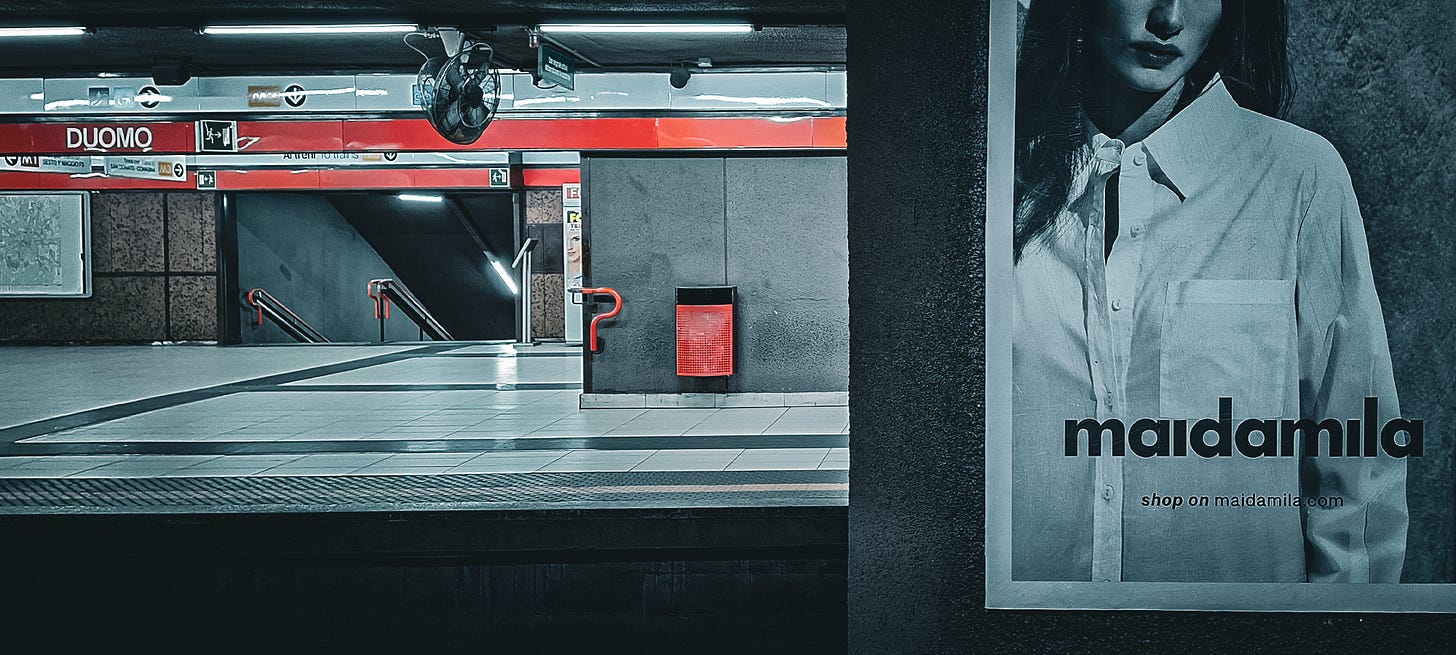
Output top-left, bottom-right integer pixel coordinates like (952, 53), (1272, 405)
(1083, 76), (1243, 198)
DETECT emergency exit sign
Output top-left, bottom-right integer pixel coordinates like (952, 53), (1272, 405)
(537, 43), (576, 91)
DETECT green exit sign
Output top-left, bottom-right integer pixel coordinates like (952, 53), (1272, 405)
(537, 43), (576, 90)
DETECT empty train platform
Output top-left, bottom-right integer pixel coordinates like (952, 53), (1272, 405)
(0, 342), (849, 513)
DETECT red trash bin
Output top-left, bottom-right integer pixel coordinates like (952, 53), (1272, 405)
(676, 286), (735, 377)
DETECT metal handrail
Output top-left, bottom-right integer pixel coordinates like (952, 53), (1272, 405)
(246, 288), (330, 343)
(573, 286), (621, 354)
(366, 278), (454, 342)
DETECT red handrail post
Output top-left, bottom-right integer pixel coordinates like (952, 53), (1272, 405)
(246, 288), (263, 326)
(578, 287), (622, 353)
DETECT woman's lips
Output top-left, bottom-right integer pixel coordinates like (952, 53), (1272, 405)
(1130, 41), (1182, 68)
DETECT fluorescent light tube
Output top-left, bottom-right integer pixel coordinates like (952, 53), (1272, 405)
(201, 24), (417, 35)
(490, 259), (520, 295)
(397, 193), (444, 203)
(0, 26), (87, 37)
(537, 23), (754, 34)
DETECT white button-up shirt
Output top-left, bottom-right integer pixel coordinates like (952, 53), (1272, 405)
(1011, 79), (1408, 582)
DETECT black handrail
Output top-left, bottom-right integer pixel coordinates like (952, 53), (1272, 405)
(367, 278), (454, 342)
(246, 288), (330, 343)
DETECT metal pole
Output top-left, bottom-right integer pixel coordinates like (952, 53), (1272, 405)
(519, 251), (533, 344)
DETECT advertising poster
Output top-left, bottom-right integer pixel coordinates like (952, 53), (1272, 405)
(985, 0), (1456, 610)
(563, 182), (584, 343)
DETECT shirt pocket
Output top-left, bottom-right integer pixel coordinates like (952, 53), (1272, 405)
(1159, 279), (1295, 419)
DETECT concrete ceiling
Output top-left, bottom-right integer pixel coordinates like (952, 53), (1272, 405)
(0, 1), (845, 77)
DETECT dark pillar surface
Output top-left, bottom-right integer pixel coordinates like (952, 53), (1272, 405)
(586, 156), (728, 393)
(585, 155), (849, 394)
(726, 157), (850, 392)
(846, 0), (1456, 652)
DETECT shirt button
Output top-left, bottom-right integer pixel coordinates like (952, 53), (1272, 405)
(1104, 393), (1114, 407)
(1103, 485), (1114, 500)
(1129, 226), (1141, 237)
(1111, 299), (1124, 311)
(1132, 152), (1146, 166)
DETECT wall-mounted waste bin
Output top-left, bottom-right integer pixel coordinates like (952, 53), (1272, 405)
(676, 286), (735, 377)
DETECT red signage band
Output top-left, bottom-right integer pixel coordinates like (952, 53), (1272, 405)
(521, 168), (581, 188)
(0, 116), (846, 155)
(0, 122), (196, 154)
(0, 168), (540, 191)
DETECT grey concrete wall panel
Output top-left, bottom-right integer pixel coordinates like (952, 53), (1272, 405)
(587, 157), (726, 393)
(725, 157), (848, 392)
(511, 72), (670, 111)
(235, 194), (414, 344)
(1287, 1), (1456, 585)
(669, 72), (837, 111)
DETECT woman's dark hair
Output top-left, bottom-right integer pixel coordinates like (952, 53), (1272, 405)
(1013, 0), (1291, 260)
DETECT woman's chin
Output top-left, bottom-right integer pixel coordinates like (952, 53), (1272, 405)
(1114, 69), (1185, 95)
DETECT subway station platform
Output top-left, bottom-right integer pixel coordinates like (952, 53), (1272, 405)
(0, 343), (848, 650)
(0, 342), (848, 513)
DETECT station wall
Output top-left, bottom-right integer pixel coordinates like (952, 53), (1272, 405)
(0, 191), (217, 344)
(525, 188), (566, 340)
(235, 193), (417, 344)
(584, 155), (848, 394)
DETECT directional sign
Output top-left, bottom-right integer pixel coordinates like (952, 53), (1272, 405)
(537, 43), (576, 90)
(0, 155), (92, 174)
(248, 85), (281, 108)
(189, 151), (508, 168)
(283, 84), (307, 108)
(197, 120), (238, 153)
(138, 85), (162, 109)
(113, 87), (136, 110)
(104, 155), (188, 182)
(195, 170), (217, 190)
(489, 167), (510, 187)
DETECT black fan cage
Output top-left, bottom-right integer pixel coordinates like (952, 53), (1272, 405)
(421, 42), (502, 145)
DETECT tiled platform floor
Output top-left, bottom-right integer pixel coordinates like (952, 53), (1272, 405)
(0, 342), (848, 511)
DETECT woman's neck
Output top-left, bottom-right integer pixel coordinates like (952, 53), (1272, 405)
(1084, 73), (1187, 145)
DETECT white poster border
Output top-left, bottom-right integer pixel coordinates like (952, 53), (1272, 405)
(982, 0), (1456, 612)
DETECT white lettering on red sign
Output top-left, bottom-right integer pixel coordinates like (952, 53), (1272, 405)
(64, 126), (155, 151)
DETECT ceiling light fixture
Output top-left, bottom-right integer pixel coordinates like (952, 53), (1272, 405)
(537, 23), (754, 35)
(397, 193), (444, 203)
(0, 26), (87, 38)
(200, 23), (418, 36)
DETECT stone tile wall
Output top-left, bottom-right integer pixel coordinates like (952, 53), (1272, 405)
(0, 191), (219, 343)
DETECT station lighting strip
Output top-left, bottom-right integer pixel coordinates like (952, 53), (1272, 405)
(200, 24), (418, 35)
(536, 23), (755, 34)
(0, 26), (88, 37)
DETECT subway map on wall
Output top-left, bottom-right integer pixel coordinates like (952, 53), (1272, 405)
(0, 193), (88, 297)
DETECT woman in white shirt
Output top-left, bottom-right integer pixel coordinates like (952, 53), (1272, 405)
(1011, 0), (1408, 583)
